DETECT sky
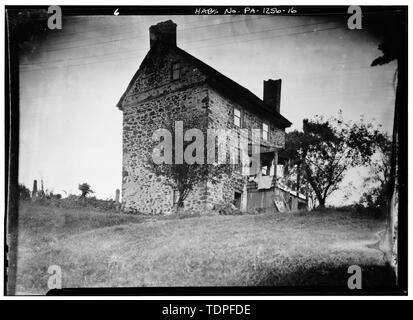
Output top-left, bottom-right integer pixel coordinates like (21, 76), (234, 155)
(19, 14), (397, 204)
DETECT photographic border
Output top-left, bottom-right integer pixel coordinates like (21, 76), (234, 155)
(4, 4), (408, 296)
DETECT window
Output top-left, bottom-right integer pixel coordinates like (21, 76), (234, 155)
(261, 166), (269, 176)
(171, 62), (180, 80)
(172, 189), (180, 205)
(262, 122), (269, 141)
(234, 108), (241, 127)
(261, 157), (272, 176)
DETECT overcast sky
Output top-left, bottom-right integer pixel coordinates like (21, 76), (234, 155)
(19, 15), (397, 204)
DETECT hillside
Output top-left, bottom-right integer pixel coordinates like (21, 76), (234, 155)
(14, 202), (393, 294)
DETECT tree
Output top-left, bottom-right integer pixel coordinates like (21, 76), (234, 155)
(18, 183), (31, 200)
(368, 10), (406, 278)
(359, 132), (392, 214)
(145, 110), (231, 212)
(281, 113), (377, 208)
(78, 183), (94, 198)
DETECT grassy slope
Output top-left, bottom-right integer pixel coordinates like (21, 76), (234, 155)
(15, 202), (392, 294)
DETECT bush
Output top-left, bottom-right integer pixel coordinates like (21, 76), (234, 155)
(32, 194), (119, 212)
(18, 184), (31, 200)
(326, 204), (386, 219)
(354, 203), (386, 219)
(329, 205), (358, 213)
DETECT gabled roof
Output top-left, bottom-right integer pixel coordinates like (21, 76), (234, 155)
(117, 44), (292, 129)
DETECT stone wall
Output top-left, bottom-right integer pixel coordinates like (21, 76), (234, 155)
(206, 88), (286, 211)
(120, 48), (210, 214)
(119, 45), (286, 214)
(120, 46), (206, 108)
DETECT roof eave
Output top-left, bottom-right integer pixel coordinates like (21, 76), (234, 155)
(206, 78), (292, 129)
(116, 47), (157, 112)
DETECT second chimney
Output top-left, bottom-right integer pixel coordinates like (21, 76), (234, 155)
(149, 20), (177, 48)
(263, 79), (282, 113)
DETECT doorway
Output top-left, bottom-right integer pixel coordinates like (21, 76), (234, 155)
(234, 192), (242, 209)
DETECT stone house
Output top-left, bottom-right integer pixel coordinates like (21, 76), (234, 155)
(116, 20), (295, 214)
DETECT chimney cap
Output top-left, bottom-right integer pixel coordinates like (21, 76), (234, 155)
(264, 78), (281, 85)
(149, 20), (177, 48)
(149, 20), (177, 30)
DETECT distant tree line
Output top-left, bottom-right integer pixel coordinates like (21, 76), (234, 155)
(18, 181), (120, 212)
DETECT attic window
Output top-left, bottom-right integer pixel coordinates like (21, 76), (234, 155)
(234, 108), (241, 127)
(171, 62), (180, 80)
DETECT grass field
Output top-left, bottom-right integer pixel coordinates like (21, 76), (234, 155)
(14, 201), (394, 295)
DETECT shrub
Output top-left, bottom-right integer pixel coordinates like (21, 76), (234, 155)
(18, 184), (31, 200)
(78, 183), (94, 198)
(32, 194), (119, 212)
(326, 204), (385, 219)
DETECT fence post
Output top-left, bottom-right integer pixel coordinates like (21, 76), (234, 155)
(115, 189), (121, 211)
(31, 180), (38, 202)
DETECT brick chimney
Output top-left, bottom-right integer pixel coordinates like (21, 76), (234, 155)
(149, 20), (177, 48)
(263, 79), (282, 113)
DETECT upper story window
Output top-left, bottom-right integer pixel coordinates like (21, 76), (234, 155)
(171, 62), (180, 80)
(234, 108), (241, 127)
(262, 122), (269, 141)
